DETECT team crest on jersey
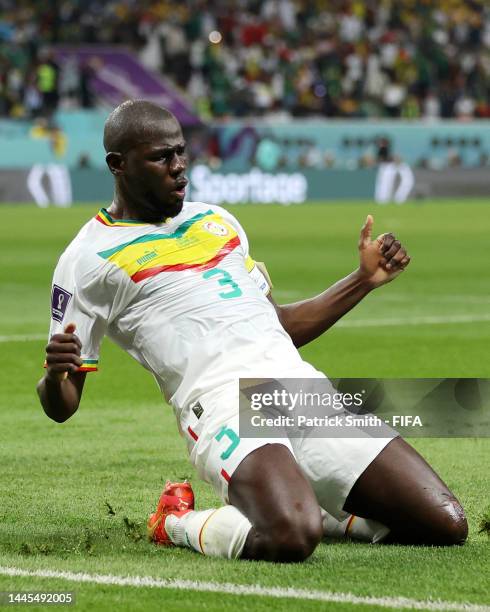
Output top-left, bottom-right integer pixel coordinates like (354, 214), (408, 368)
(202, 221), (229, 237)
(51, 284), (72, 322)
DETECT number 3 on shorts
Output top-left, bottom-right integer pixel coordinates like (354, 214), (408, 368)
(203, 268), (242, 299)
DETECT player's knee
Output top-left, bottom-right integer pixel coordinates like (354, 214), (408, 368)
(436, 500), (468, 545)
(266, 511), (323, 562)
(423, 498), (468, 546)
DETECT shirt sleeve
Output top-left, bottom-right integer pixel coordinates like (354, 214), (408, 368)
(47, 253), (119, 372)
(211, 205), (272, 296)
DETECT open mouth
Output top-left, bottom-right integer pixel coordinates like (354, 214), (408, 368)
(173, 179), (188, 198)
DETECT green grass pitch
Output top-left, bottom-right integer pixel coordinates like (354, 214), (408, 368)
(0, 200), (489, 611)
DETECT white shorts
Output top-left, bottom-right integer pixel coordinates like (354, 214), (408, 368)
(181, 375), (397, 521)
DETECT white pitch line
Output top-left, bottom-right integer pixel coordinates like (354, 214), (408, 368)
(0, 333), (46, 343)
(271, 290), (303, 299)
(0, 566), (488, 611)
(1, 313), (490, 344)
(337, 313), (490, 328)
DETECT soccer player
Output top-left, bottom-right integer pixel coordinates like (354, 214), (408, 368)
(37, 100), (467, 562)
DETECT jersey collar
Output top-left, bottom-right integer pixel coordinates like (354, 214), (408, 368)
(95, 208), (172, 227)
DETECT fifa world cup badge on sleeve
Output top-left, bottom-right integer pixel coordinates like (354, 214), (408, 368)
(51, 285), (72, 322)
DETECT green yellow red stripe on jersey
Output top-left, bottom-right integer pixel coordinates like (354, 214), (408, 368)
(95, 208), (157, 227)
(96, 210), (241, 283)
(95, 209), (151, 227)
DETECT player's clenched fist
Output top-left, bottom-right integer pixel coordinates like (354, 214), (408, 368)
(379, 231), (411, 271)
(358, 215), (411, 288)
(45, 322), (83, 381)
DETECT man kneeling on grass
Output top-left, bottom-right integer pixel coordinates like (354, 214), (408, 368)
(37, 100), (467, 562)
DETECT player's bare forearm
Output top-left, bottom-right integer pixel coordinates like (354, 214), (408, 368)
(270, 215), (411, 348)
(37, 371), (86, 423)
(270, 268), (372, 347)
(37, 322), (86, 423)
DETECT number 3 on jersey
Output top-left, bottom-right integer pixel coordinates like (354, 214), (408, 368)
(203, 268), (242, 299)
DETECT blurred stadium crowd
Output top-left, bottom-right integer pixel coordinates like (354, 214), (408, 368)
(1, 0), (489, 120)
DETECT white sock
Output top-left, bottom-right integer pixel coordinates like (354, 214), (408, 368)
(321, 508), (390, 543)
(165, 506), (252, 559)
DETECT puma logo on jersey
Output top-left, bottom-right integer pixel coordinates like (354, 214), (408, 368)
(136, 250), (158, 265)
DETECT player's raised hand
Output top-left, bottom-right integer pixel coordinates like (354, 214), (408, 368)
(358, 215), (411, 288)
(45, 322), (83, 382)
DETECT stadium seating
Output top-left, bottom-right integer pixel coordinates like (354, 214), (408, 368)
(1, 0), (489, 120)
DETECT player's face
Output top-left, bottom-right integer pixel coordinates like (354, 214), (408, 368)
(123, 119), (188, 221)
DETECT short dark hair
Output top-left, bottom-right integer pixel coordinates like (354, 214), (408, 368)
(103, 100), (179, 153)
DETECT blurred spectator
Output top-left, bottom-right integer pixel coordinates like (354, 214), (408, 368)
(30, 119), (68, 158)
(36, 51), (59, 116)
(79, 60), (96, 108)
(77, 153), (92, 168)
(0, 0), (489, 120)
(375, 144), (415, 205)
(423, 91), (442, 120)
(23, 73), (43, 117)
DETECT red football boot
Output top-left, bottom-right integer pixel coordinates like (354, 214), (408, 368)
(148, 480), (195, 545)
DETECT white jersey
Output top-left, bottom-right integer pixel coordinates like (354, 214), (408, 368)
(48, 202), (311, 425)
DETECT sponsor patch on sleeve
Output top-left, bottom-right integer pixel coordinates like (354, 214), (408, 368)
(51, 284), (72, 322)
